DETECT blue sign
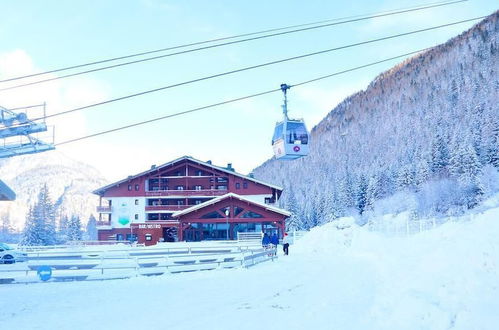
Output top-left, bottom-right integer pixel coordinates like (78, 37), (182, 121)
(37, 266), (52, 281)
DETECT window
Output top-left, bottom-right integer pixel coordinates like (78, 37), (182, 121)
(127, 185), (132, 191)
(135, 184), (140, 191)
(134, 214), (139, 220)
(217, 185), (227, 190)
(177, 200), (184, 206)
(135, 199), (139, 205)
(217, 177), (228, 183)
(196, 170), (203, 176)
(264, 198), (272, 204)
(194, 185), (202, 190)
(234, 206), (244, 217)
(286, 122), (309, 145)
(201, 211), (224, 219)
(195, 200), (202, 205)
(126, 234), (137, 242)
(148, 213), (159, 220)
(243, 182), (248, 189)
(176, 185), (184, 190)
(241, 211), (264, 218)
(149, 179), (160, 191)
(235, 183), (240, 189)
(145, 234), (152, 241)
(160, 213), (171, 220)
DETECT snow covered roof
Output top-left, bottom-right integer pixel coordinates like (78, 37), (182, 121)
(93, 156), (283, 195)
(172, 192), (291, 218)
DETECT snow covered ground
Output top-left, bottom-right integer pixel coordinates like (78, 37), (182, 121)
(2, 196), (499, 330)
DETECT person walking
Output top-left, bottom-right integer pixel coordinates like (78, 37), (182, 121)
(270, 233), (279, 256)
(282, 232), (290, 255)
(262, 233), (270, 248)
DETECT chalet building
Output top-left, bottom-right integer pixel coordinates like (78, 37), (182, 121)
(93, 156), (290, 245)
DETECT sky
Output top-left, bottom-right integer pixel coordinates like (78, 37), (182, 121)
(0, 0), (497, 181)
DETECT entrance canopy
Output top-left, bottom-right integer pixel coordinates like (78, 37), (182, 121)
(173, 193), (290, 241)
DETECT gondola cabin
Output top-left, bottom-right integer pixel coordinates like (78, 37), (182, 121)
(271, 83), (310, 160)
(272, 119), (309, 160)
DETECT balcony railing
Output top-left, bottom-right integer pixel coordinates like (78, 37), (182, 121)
(96, 221), (111, 227)
(145, 205), (190, 212)
(145, 189), (227, 197)
(96, 206), (112, 213)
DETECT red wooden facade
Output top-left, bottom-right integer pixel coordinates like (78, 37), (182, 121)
(94, 156), (288, 245)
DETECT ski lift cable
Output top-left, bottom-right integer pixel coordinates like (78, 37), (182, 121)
(28, 16), (484, 122)
(0, 0), (468, 90)
(54, 47), (431, 147)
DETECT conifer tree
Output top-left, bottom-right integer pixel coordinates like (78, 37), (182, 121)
(21, 184), (56, 246)
(0, 213), (13, 241)
(355, 175), (368, 215)
(86, 215), (98, 240)
(58, 215), (70, 243)
(67, 215), (82, 241)
(284, 187), (302, 231)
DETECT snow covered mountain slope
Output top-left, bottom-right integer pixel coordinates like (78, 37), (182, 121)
(1, 194), (498, 330)
(254, 12), (499, 227)
(0, 151), (107, 230)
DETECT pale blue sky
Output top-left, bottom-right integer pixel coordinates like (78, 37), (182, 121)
(0, 0), (497, 180)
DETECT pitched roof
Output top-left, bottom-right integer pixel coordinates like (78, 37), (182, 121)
(93, 156), (282, 195)
(172, 192), (291, 218)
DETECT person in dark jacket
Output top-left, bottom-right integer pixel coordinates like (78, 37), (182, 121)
(270, 233), (279, 256)
(262, 233), (270, 247)
(270, 233), (278, 245)
(282, 232), (290, 255)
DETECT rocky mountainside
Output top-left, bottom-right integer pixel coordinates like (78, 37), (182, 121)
(0, 151), (107, 231)
(254, 12), (499, 229)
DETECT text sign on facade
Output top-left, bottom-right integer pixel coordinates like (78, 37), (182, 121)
(138, 224), (161, 229)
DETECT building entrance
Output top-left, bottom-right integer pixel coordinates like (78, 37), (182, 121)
(162, 227), (177, 242)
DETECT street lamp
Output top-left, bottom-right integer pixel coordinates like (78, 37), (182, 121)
(225, 208), (230, 241)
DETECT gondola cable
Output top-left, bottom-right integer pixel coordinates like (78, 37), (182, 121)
(27, 16), (484, 122)
(0, 0), (468, 91)
(55, 47), (430, 146)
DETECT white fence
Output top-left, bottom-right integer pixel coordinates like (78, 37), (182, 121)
(287, 230), (307, 244)
(0, 244), (277, 285)
(366, 215), (450, 237)
(237, 232), (263, 243)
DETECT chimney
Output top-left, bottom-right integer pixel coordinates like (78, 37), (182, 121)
(150, 164), (156, 169)
(249, 172), (254, 178)
(227, 163), (235, 172)
(206, 160), (212, 164)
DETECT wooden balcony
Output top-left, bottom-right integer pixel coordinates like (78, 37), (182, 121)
(145, 205), (190, 212)
(145, 189), (227, 197)
(96, 206), (112, 213)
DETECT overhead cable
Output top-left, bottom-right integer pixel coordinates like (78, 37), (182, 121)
(32, 16), (484, 122)
(0, 0), (467, 91)
(55, 47), (430, 146)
